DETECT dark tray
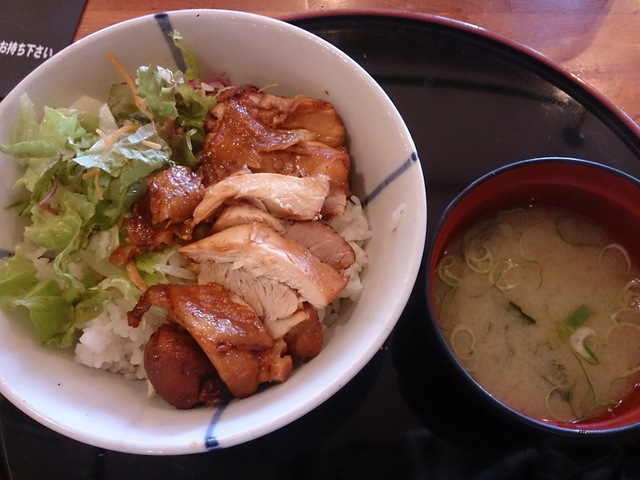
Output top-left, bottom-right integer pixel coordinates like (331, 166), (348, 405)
(3, 12), (640, 479)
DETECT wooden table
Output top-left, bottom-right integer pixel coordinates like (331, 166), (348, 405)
(76, 0), (640, 127)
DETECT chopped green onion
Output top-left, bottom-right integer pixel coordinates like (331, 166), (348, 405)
(450, 323), (478, 372)
(436, 255), (462, 287)
(463, 244), (493, 273)
(564, 304), (593, 331)
(599, 243), (632, 277)
(570, 326), (599, 364)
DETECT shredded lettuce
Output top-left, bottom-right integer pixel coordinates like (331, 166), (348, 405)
(107, 83), (148, 126)
(0, 251), (39, 300)
(11, 92), (40, 144)
(136, 248), (178, 285)
(133, 33), (216, 167)
(169, 31), (200, 82)
(74, 122), (171, 219)
(0, 30), (214, 347)
(14, 279), (76, 347)
(0, 252), (75, 347)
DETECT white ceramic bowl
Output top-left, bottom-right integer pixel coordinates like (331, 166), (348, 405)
(0, 10), (426, 454)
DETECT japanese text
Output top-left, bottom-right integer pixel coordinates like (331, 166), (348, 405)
(0, 40), (54, 59)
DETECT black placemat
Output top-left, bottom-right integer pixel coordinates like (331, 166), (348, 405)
(0, 0), (87, 98)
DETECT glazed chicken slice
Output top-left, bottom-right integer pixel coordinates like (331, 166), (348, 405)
(207, 86), (346, 146)
(194, 261), (301, 320)
(147, 165), (205, 224)
(191, 172), (330, 225)
(116, 166), (205, 259)
(197, 86), (350, 217)
(275, 86), (346, 141)
(189, 259), (314, 339)
(199, 92), (314, 184)
(254, 93), (346, 147)
(128, 283), (293, 398)
(280, 141), (349, 217)
(211, 204), (355, 270)
(190, 261), (319, 339)
(178, 223), (349, 308)
(211, 204), (286, 234)
(282, 221), (355, 271)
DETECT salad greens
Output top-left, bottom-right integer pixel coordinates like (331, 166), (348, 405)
(0, 33), (217, 348)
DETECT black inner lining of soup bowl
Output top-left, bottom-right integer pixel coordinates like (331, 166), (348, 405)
(5, 12), (640, 479)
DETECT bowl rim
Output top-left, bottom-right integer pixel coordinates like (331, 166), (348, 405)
(425, 156), (640, 441)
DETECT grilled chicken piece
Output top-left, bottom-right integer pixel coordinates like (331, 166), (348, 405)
(191, 172), (330, 225)
(117, 166), (205, 259)
(199, 92), (313, 184)
(193, 261), (300, 321)
(197, 86), (350, 217)
(128, 283), (293, 398)
(282, 221), (355, 271)
(122, 192), (175, 258)
(211, 204), (286, 234)
(254, 93), (346, 148)
(206, 86), (346, 148)
(264, 308), (313, 342)
(178, 223), (349, 309)
(283, 307), (324, 362)
(147, 166), (205, 224)
(280, 141), (349, 218)
(190, 261), (319, 339)
(211, 205), (354, 270)
(144, 324), (223, 409)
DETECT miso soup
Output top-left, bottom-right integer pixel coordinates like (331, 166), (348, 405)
(433, 207), (640, 423)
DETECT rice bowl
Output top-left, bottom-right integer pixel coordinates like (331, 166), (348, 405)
(0, 9), (426, 454)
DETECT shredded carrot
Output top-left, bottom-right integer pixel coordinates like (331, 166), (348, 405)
(93, 171), (103, 200)
(102, 124), (138, 151)
(81, 169), (97, 181)
(104, 51), (143, 111)
(126, 260), (148, 292)
(81, 168), (104, 200)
